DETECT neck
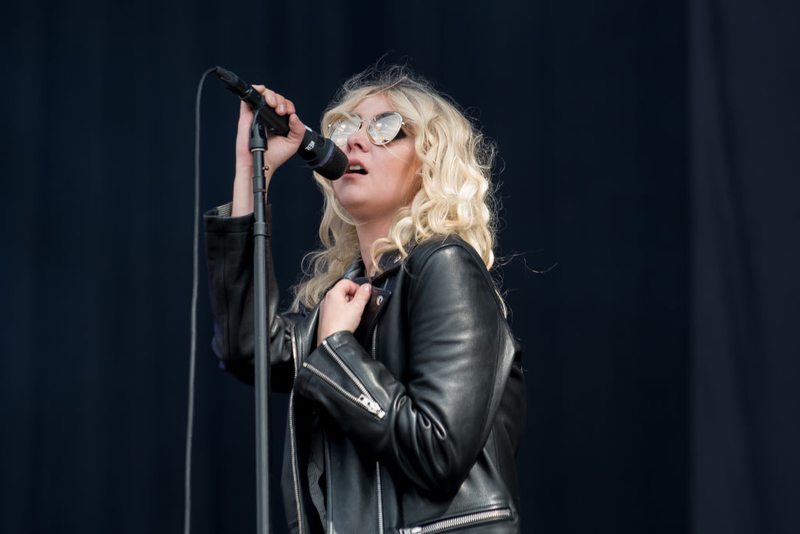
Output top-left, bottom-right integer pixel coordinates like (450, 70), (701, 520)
(356, 217), (393, 277)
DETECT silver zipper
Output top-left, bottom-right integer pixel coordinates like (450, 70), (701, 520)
(321, 339), (373, 399)
(371, 324), (378, 360)
(318, 339), (386, 418)
(303, 362), (386, 418)
(399, 508), (513, 534)
(374, 277), (390, 533)
(371, 318), (384, 532)
(376, 462), (384, 533)
(289, 330), (304, 534)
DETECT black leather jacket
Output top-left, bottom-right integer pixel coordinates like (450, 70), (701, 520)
(204, 205), (526, 533)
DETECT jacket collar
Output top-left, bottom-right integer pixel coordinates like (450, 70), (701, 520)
(342, 248), (405, 282)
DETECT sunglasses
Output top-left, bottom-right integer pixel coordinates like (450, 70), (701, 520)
(326, 111), (408, 147)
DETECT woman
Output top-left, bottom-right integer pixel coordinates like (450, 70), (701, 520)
(204, 66), (526, 533)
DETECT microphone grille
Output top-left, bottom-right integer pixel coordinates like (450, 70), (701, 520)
(315, 146), (348, 180)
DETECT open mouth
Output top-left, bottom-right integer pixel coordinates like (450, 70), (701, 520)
(348, 164), (368, 175)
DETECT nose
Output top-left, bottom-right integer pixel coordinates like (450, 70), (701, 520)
(345, 124), (370, 152)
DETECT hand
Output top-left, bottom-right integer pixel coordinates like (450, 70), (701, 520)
(317, 280), (372, 346)
(231, 86), (306, 216)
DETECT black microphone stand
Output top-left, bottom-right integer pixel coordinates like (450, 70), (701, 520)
(249, 112), (272, 534)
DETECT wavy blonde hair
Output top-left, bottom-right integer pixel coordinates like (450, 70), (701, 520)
(292, 65), (499, 311)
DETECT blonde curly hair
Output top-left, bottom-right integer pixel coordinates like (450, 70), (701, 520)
(292, 65), (499, 311)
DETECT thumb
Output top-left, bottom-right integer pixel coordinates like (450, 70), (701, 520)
(286, 113), (306, 144)
(352, 283), (372, 308)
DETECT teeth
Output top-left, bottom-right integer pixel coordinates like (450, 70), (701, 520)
(349, 164), (363, 171)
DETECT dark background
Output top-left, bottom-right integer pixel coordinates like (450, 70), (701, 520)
(3, 0), (797, 533)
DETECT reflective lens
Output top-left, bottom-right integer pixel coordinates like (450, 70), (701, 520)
(367, 112), (404, 145)
(327, 115), (361, 147)
(327, 111), (406, 147)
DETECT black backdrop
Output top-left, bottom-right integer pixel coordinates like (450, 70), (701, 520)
(2, 1), (797, 533)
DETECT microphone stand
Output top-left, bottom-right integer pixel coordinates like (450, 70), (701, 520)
(249, 112), (272, 534)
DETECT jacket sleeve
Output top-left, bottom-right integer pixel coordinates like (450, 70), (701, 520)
(293, 242), (517, 495)
(204, 204), (301, 391)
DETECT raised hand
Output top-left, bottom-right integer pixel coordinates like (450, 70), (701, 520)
(231, 85), (306, 216)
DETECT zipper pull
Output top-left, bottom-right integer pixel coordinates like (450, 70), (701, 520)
(357, 394), (386, 419)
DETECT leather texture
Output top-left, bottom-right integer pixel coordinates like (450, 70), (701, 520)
(205, 205), (526, 533)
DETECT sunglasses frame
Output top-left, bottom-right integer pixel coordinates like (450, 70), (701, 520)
(326, 111), (408, 147)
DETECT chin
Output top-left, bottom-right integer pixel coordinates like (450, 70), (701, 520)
(339, 205), (372, 224)
(334, 190), (370, 213)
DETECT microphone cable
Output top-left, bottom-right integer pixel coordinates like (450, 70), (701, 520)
(185, 67), (217, 534)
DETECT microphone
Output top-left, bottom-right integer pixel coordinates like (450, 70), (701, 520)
(214, 66), (347, 180)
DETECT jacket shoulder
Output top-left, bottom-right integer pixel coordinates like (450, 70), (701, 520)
(404, 236), (505, 308)
(406, 235), (491, 280)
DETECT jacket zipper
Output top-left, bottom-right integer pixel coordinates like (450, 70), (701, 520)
(399, 507), (513, 534)
(302, 361), (385, 418)
(289, 330), (304, 534)
(371, 317), (379, 360)
(303, 339), (386, 419)
(372, 326), (384, 533)
(375, 460), (384, 533)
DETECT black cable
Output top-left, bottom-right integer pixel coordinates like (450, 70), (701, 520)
(185, 67), (217, 534)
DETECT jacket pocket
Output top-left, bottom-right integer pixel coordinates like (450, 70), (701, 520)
(302, 339), (386, 419)
(399, 506), (513, 533)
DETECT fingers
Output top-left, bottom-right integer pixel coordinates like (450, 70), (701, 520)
(250, 84), (304, 144)
(328, 281), (371, 309)
(331, 278), (361, 294)
(232, 82), (305, 194)
(252, 85), (295, 116)
(316, 282), (372, 345)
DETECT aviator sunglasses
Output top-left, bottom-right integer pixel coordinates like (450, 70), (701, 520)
(326, 111), (408, 147)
